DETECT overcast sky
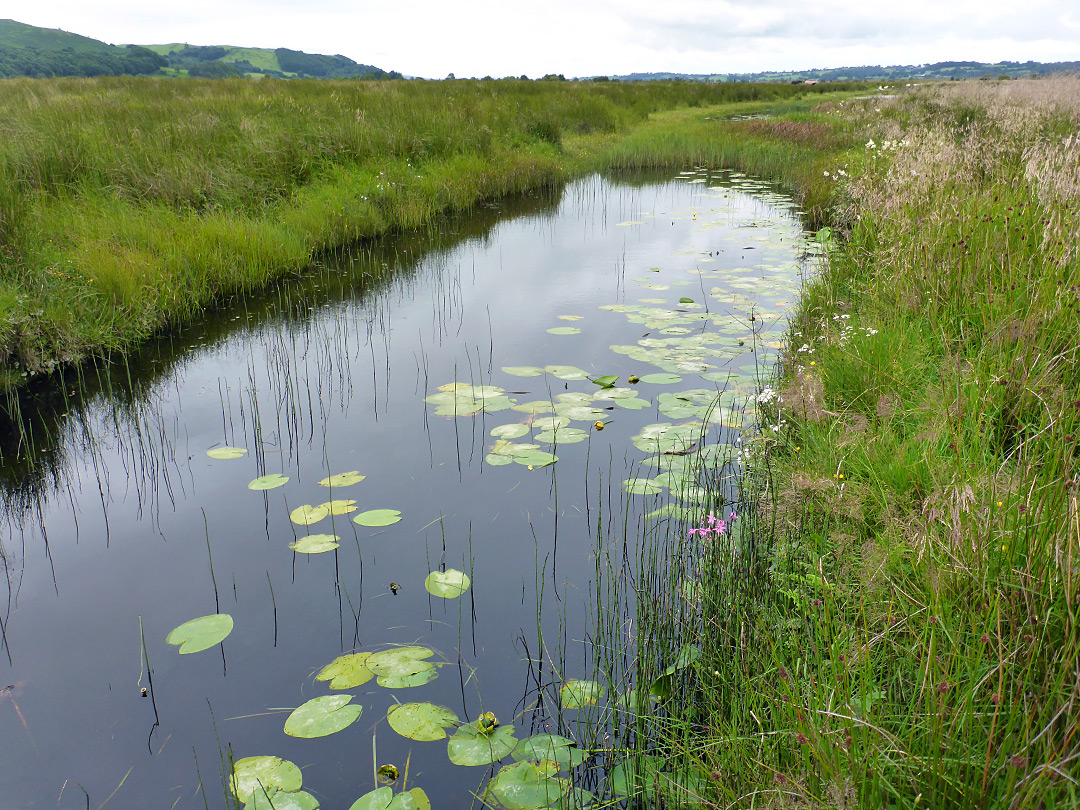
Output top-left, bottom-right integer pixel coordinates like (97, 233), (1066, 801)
(8, 0), (1080, 78)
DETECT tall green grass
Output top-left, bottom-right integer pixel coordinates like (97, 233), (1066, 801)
(0, 76), (867, 392)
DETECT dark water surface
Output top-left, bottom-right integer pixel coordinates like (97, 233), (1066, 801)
(0, 170), (812, 809)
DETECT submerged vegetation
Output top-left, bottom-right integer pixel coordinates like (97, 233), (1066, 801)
(0, 76), (863, 392)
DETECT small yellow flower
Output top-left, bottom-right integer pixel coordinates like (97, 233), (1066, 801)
(996, 501), (1003, 507)
(810, 360), (816, 366)
(593, 421), (605, 431)
(795, 446), (801, 451)
(838, 474), (845, 479)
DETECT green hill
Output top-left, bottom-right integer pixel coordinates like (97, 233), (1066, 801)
(0, 19), (398, 79)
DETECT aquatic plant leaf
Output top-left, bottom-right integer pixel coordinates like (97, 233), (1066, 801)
(512, 734), (588, 769)
(291, 504), (329, 525)
(512, 401), (556, 414)
(319, 499), (358, 516)
(487, 761), (570, 810)
(554, 405), (605, 422)
(284, 695), (362, 738)
(448, 724), (518, 766)
(530, 416), (568, 432)
(248, 474), (289, 491)
(609, 757), (663, 797)
(378, 666), (438, 689)
(560, 679), (603, 709)
(616, 397), (651, 410)
(623, 478), (663, 495)
(512, 450), (558, 467)
(231, 756), (303, 804)
(248, 790), (319, 810)
(166, 614), (233, 654)
(637, 373), (683, 384)
(348, 787), (393, 810)
(425, 569), (471, 598)
(544, 365), (590, 380)
(591, 375), (618, 389)
(368, 647), (437, 687)
(546, 327), (580, 335)
(207, 446), (247, 459)
(316, 653), (374, 689)
(318, 472), (366, 487)
(491, 424), (531, 439)
(534, 428), (587, 445)
(485, 453), (514, 466)
(650, 645), (702, 699)
(387, 702), (460, 741)
(678, 297), (695, 304)
(353, 509), (402, 527)
(502, 366), (544, 377)
(289, 534), (340, 554)
(389, 788), (431, 810)
(557, 315), (584, 321)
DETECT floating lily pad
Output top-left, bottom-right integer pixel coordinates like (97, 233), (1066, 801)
(560, 679), (603, 709)
(485, 453), (515, 466)
(591, 375), (619, 389)
(166, 614), (233, 654)
(368, 647), (438, 688)
(248, 474), (289, 491)
(487, 761), (570, 810)
(291, 504), (329, 526)
(513, 450), (558, 468)
(530, 415), (568, 432)
(248, 790), (320, 810)
(316, 653), (374, 689)
(425, 569), (471, 598)
(319, 499), (358, 516)
(501, 366), (544, 377)
(318, 471), (366, 487)
(349, 787), (430, 810)
(289, 534), (340, 554)
(353, 509), (402, 527)
(231, 756), (303, 805)
(616, 397), (651, 410)
(609, 756), (664, 797)
(387, 702), (460, 741)
(555, 405), (605, 422)
(623, 478), (664, 495)
(207, 446), (247, 460)
(678, 297), (695, 304)
(491, 424), (531, 439)
(512, 401), (556, 414)
(638, 373), (683, 385)
(544, 365), (590, 380)
(546, 327), (580, 335)
(512, 734), (589, 769)
(557, 315), (584, 321)
(284, 694), (363, 738)
(534, 428), (587, 444)
(448, 724), (518, 766)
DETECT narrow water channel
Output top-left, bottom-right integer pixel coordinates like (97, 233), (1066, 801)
(0, 170), (814, 810)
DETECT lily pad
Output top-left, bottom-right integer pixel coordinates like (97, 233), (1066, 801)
(591, 375), (619, 389)
(534, 428), (587, 445)
(248, 791), (320, 810)
(485, 454), (515, 466)
(501, 366), (544, 377)
(231, 756), (302, 804)
(387, 702), (460, 741)
(291, 504), (329, 526)
(513, 450), (559, 468)
(316, 652), (374, 689)
(546, 327), (580, 335)
(207, 446), (247, 460)
(530, 416), (568, 432)
(289, 534), (340, 554)
(616, 397), (651, 410)
(284, 694), (363, 738)
(678, 297), (695, 304)
(319, 499), (358, 516)
(166, 614), (233, 654)
(248, 474), (289, 491)
(487, 761), (570, 810)
(353, 509), (402, 527)
(425, 569), (471, 598)
(491, 424), (531, 439)
(318, 471), (366, 487)
(638, 373), (684, 384)
(623, 478), (664, 495)
(560, 679), (603, 709)
(349, 787), (431, 810)
(368, 647), (438, 688)
(544, 365), (590, 380)
(512, 734), (589, 769)
(512, 401), (556, 414)
(448, 724), (518, 766)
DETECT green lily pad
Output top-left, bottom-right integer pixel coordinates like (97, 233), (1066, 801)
(290, 504), (328, 526)
(591, 375), (619, 389)
(678, 297), (695, 304)
(284, 694), (363, 738)
(487, 761), (570, 810)
(207, 446), (247, 459)
(353, 509), (402, 527)
(387, 702), (460, 741)
(231, 756), (303, 804)
(316, 652), (374, 689)
(248, 474), (289, 491)
(501, 366), (544, 377)
(546, 327), (580, 335)
(623, 478), (664, 495)
(544, 365), (590, 380)
(513, 450), (559, 468)
(512, 400), (556, 414)
(609, 756), (664, 797)
(348, 787), (392, 810)
(318, 471), (366, 487)
(616, 397), (651, 410)
(555, 405), (605, 422)
(491, 423), (531, 439)
(638, 373), (684, 384)
(530, 415), (568, 432)
(248, 790), (320, 810)
(448, 724), (518, 766)
(425, 569), (471, 598)
(485, 453), (515, 466)
(349, 787), (431, 810)
(512, 734), (589, 769)
(166, 614), (233, 654)
(534, 428), (588, 444)
(368, 647), (438, 688)
(289, 534), (340, 554)
(560, 679), (603, 709)
(319, 499), (358, 516)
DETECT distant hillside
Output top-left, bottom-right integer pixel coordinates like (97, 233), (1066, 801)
(0, 19), (399, 79)
(606, 60), (1080, 83)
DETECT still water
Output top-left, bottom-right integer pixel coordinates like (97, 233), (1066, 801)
(0, 170), (813, 809)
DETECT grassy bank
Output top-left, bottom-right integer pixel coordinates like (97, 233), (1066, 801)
(670, 76), (1080, 808)
(0, 76), (866, 392)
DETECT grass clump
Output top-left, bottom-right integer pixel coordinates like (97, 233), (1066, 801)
(648, 76), (1080, 809)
